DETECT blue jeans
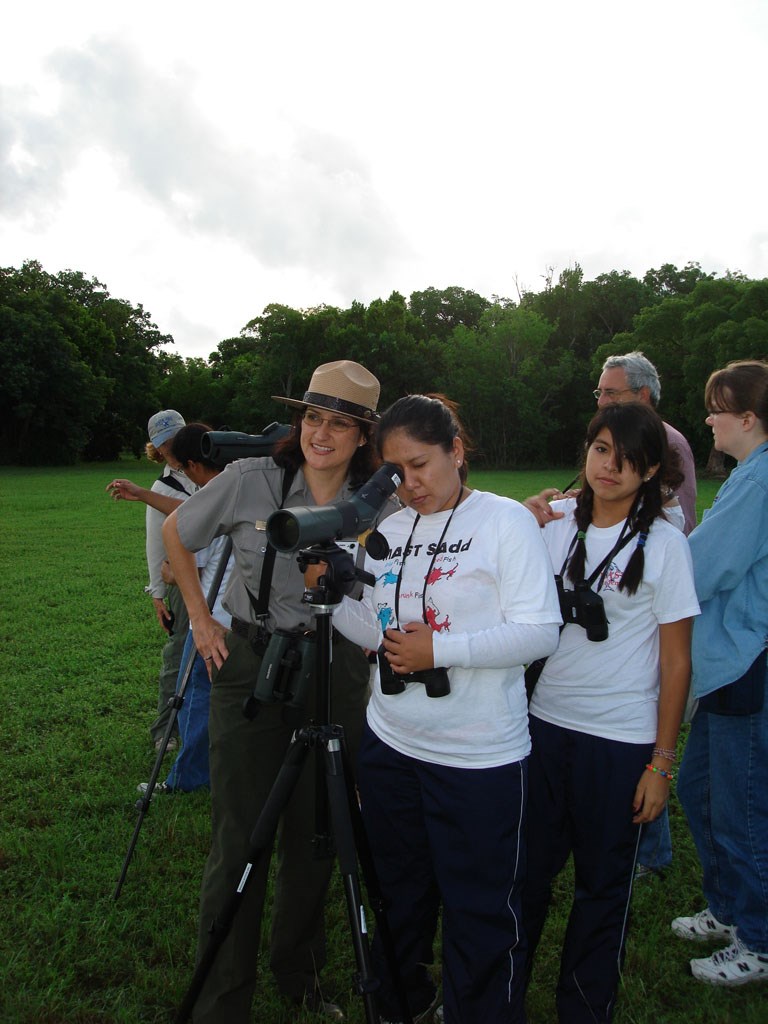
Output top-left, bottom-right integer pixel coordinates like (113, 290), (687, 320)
(637, 806), (672, 871)
(150, 583), (189, 743)
(677, 701), (768, 953)
(165, 630), (211, 792)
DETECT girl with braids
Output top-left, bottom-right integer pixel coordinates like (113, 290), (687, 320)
(522, 402), (700, 1023)
(312, 394), (561, 1024)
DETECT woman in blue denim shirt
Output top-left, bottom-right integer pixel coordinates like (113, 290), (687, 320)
(672, 360), (768, 988)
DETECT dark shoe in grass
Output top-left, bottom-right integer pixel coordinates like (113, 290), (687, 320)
(292, 991), (344, 1020)
(380, 991), (441, 1023)
(634, 862), (665, 881)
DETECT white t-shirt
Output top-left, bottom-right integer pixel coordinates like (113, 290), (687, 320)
(529, 499), (700, 743)
(144, 467), (194, 598)
(332, 489), (561, 769)
(196, 534), (233, 628)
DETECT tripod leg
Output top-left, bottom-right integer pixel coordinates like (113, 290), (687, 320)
(312, 603), (334, 859)
(174, 731), (313, 1024)
(114, 540), (233, 901)
(322, 731), (414, 1024)
(113, 641), (197, 901)
(338, 739), (415, 1024)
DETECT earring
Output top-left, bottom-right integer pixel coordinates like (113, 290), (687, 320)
(457, 460), (462, 467)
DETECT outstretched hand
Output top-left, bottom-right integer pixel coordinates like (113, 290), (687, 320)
(523, 488), (567, 527)
(106, 478), (142, 502)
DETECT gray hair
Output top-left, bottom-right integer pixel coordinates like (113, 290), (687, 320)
(602, 351), (661, 406)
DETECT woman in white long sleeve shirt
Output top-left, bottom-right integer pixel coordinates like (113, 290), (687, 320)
(321, 393), (561, 1024)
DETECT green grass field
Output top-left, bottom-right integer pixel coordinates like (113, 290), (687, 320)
(0, 462), (759, 1023)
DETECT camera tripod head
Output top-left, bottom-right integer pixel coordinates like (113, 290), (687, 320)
(297, 541), (374, 609)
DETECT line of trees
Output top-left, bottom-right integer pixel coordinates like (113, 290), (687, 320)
(2, 260), (767, 467)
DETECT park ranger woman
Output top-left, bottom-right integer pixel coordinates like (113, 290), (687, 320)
(163, 361), (388, 1022)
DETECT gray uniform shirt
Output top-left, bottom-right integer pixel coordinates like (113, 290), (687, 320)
(175, 457), (362, 632)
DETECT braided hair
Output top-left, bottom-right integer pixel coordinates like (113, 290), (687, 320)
(567, 403), (683, 596)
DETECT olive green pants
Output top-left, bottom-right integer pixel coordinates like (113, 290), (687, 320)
(150, 584), (189, 744)
(191, 628), (369, 1023)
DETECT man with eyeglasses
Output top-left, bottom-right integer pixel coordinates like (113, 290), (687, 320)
(595, 351), (697, 535)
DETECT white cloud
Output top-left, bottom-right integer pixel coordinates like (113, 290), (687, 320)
(1, 0), (767, 359)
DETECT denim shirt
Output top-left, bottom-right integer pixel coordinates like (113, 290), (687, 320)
(689, 440), (768, 697)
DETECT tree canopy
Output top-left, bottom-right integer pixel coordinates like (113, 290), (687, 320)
(2, 259), (767, 468)
(0, 262), (172, 463)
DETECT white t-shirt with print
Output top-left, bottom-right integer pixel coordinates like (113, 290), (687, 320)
(529, 499), (700, 744)
(332, 489), (561, 769)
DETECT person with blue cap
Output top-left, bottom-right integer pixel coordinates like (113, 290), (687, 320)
(108, 409), (193, 751)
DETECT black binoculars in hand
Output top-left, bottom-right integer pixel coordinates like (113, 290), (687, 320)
(377, 643), (451, 699)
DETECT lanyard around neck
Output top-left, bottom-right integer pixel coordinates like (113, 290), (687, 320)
(393, 485), (464, 627)
(560, 516), (637, 593)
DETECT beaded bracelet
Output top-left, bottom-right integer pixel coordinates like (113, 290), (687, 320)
(652, 746), (677, 762)
(645, 763), (675, 781)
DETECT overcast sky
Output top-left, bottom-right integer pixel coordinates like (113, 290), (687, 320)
(2, 0), (767, 360)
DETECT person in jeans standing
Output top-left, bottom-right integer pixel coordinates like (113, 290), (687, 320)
(672, 360), (768, 987)
(108, 409), (193, 753)
(129, 423), (232, 796)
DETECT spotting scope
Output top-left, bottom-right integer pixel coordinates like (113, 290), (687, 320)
(266, 462), (402, 552)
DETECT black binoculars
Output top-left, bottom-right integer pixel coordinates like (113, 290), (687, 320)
(377, 643), (451, 698)
(242, 629), (317, 719)
(556, 574), (609, 642)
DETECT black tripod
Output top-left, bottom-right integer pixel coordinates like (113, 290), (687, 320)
(174, 543), (412, 1024)
(113, 537), (233, 901)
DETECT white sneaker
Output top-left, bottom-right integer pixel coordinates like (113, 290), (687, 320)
(690, 935), (768, 987)
(136, 781), (171, 799)
(671, 907), (733, 943)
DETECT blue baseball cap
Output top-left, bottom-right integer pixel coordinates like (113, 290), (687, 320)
(147, 410), (185, 447)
